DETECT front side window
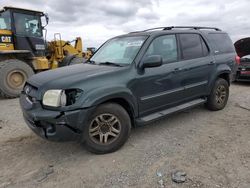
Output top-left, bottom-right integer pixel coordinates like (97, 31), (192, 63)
(13, 13), (42, 37)
(144, 35), (178, 63)
(0, 11), (11, 30)
(91, 36), (146, 65)
(179, 34), (208, 60)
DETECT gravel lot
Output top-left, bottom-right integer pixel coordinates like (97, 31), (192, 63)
(0, 83), (249, 188)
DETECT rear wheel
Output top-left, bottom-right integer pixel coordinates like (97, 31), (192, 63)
(0, 59), (34, 98)
(83, 103), (131, 154)
(206, 78), (229, 111)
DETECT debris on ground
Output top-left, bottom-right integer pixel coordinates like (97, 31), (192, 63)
(235, 103), (250, 111)
(0, 119), (8, 126)
(171, 170), (187, 183)
(156, 171), (163, 177)
(158, 179), (164, 188)
(156, 171), (164, 187)
(34, 165), (54, 183)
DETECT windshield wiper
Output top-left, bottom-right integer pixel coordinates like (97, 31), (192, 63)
(99, 61), (123, 67)
(85, 59), (96, 64)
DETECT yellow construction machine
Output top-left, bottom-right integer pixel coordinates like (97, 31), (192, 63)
(0, 6), (94, 98)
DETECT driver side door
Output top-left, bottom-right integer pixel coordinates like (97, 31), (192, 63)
(134, 34), (184, 116)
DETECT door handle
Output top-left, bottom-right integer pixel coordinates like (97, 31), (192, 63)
(209, 61), (215, 65)
(173, 67), (182, 73)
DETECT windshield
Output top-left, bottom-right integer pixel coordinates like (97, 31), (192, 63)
(0, 10), (11, 30)
(91, 36), (146, 65)
(13, 12), (42, 37)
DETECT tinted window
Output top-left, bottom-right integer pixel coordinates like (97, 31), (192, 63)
(145, 35), (178, 63)
(207, 33), (235, 54)
(179, 34), (208, 60)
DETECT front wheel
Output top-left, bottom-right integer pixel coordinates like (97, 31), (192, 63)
(83, 103), (131, 154)
(206, 78), (229, 111)
(0, 59), (34, 98)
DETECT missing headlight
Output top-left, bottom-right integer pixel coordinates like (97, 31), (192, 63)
(64, 89), (83, 106)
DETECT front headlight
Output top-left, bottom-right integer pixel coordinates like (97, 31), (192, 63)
(42, 89), (66, 107)
(42, 89), (82, 107)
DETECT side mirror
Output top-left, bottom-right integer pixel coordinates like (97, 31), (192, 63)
(141, 55), (163, 69)
(42, 13), (49, 28)
(45, 13), (49, 25)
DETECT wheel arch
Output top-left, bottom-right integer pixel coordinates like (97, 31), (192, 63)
(99, 98), (136, 127)
(79, 88), (138, 127)
(208, 64), (232, 94)
(217, 72), (230, 85)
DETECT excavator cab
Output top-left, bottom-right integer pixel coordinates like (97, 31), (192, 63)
(0, 6), (47, 56)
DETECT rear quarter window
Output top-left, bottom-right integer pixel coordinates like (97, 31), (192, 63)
(207, 33), (235, 54)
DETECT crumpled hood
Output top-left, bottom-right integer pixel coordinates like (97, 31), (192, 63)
(27, 63), (120, 88)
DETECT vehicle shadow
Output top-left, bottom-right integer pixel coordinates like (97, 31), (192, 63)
(232, 81), (250, 86)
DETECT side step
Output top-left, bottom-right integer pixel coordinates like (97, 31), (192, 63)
(136, 98), (206, 125)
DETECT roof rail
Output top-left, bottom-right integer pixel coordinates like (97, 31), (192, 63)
(163, 26), (221, 31)
(129, 27), (166, 34)
(129, 26), (221, 33)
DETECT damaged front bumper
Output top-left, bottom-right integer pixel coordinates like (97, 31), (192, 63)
(20, 93), (92, 142)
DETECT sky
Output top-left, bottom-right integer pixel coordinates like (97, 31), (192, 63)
(1, 0), (250, 49)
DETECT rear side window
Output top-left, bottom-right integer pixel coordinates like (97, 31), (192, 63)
(207, 33), (235, 54)
(145, 35), (178, 63)
(179, 34), (209, 60)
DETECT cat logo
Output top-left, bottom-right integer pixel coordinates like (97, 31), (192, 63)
(1, 36), (12, 43)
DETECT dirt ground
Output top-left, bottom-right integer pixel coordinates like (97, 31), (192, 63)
(0, 83), (249, 188)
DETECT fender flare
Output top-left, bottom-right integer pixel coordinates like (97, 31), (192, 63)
(208, 64), (232, 93)
(79, 86), (138, 117)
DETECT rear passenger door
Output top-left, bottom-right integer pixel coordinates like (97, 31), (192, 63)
(176, 33), (214, 101)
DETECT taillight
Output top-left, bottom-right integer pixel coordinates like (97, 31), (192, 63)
(235, 55), (240, 65)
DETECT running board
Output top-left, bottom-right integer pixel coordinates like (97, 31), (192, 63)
(136, 98), (206, 125)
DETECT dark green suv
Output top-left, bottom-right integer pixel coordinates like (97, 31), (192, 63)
(20, 26), (237, 154)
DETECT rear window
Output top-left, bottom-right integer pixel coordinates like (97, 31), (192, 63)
(207, 33), (235, 54)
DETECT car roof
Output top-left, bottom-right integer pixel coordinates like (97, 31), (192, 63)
(117, 26), (226, 38)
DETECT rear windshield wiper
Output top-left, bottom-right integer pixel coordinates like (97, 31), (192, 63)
(99, 61), (123, 67)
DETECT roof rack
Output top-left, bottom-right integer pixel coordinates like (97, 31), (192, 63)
(129, 26), (221, 33)
(163, 26), (221, 31)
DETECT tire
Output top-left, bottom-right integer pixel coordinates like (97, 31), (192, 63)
(83, 103), (131, 154)
(0, 59), (34, 98)
(60, 55), (86, 67)
(68, 57), (87, 65)
(59, 55), (75, 67)
(206, 78), (229, 111)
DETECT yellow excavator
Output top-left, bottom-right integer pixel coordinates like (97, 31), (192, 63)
(0, 6), (95, 98)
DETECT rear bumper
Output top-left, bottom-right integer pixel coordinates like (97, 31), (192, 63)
(235, 66), (250, 81)
(20, 93), (93, 142)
